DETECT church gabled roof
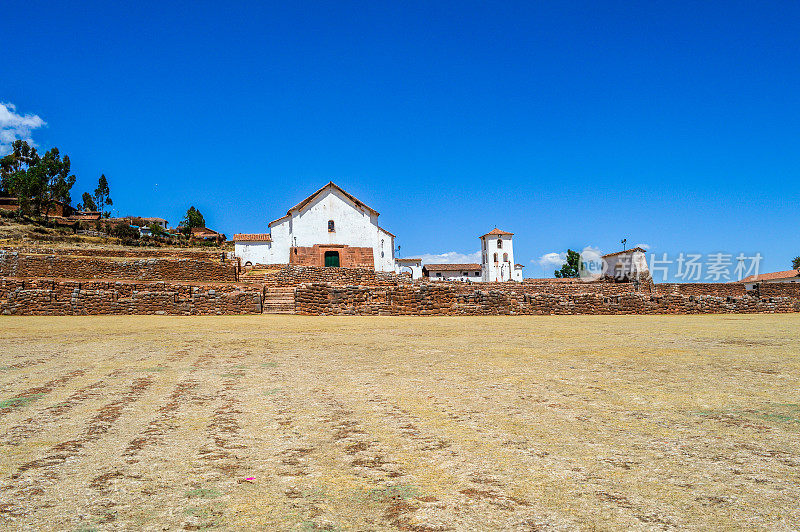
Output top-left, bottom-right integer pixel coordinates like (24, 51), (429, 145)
(288, 182), (380, 217)
(232, 233), (272, 242)
(423, 263), (482, 271)
(480, 228), (514, 238)
(601, 247), (647, 258)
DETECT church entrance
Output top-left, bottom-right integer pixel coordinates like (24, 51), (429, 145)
(324, 251), (340, 267)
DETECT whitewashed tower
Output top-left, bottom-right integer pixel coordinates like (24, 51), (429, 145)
(480, 228), (522, 282)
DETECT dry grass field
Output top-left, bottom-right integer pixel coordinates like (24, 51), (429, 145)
(1, 315), (799, 531)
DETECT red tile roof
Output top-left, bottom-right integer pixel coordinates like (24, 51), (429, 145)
(232, 233), (272, 242)
(480, 228), (514, 238)
(423, 263), (482, 271)
(739, 270), (800, 283)
(395, 257), (422, 263)
(378, 226), (396, 238)
(602, 247), (648, 258)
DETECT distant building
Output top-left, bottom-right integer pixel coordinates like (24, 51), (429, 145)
(423, 263), (482, 282)
(137, 217), (168, 229)
(480, 228), (523, 282)
(395, 258), (423, 280)
(739, 269), (800, 291)
(422, 228), (523, 282)
(191, 227), (225, 242)
(602, 247), (650, 282)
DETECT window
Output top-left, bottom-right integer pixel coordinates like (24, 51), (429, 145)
(475, 271), (480, 276)
(436, 272), (442, 277)
(462, 271), (468, 276)
(328, 220), (335, 232)
(381, 251), (384, 258)
(497, 239), (502, 249)
(503, 253), (508, 262)
(493, 253), (498, 262)
(381, 239), (384, 248)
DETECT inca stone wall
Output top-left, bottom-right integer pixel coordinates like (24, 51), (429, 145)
(653, 283), (746, 298)
(2, 247), (221, 260)
(0, 278), (263, 315)
(0, 251), (237, 283)
(295, 283), (800, 316)
(257, 265), (411, 287)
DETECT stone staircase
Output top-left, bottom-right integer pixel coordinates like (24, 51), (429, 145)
(262, 287), (296, 314)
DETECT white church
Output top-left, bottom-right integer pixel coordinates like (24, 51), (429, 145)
(233, 182), (523, 282)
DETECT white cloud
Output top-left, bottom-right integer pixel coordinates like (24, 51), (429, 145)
(635, 243), (651, 250)
(582, 245), (604, 256)
(0, 102), (46, 155)
(536, 252), (566, 268)
(418, 250), (481, 265)
(535, 246), (607, 271)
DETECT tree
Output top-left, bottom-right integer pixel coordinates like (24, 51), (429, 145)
(38, 148), (76, 218)
(554, 249), (581, 278)
(0, 140), (40, 213)
(111, 221), (139, 241)
(793, 257), (800, 270)
(180, 206), (205, 234)
(76, 192), (97, 212)
(148, 223), (167, 237)
(93, 174), (112, 218)
(0, 141), (76, 218)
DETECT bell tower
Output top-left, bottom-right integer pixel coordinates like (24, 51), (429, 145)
(480, 228), (518, 282)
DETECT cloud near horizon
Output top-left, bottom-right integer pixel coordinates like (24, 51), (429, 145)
(0, 102), (46, 155)
(534, 245), (609, 271)
(417, 250), (482, 265)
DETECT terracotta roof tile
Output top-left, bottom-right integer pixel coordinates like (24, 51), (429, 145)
(601, 247), (648, 258)
(232, 233), (272, 242)
(739, 270), (800, 283)
(480, 228), (514, 238)
(423, 263), (482, 271)
(378, 226), (396, 238)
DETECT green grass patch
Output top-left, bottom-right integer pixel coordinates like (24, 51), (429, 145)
(263, 388), (282, 396)
(185, 487), (221, 499)
(137, 366), (166, 373)
(0, 393), (44, 409)
(367, 484), (419, 502)
(260, 362), (278, 368)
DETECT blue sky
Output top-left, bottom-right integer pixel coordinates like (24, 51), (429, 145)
(2, 1), (798, 279)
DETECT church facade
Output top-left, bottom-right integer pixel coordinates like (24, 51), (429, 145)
(233, 182), (524, 282)
(233, 182), (396, 271)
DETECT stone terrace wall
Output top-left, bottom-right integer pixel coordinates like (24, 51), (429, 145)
(0, 251), (237, 283)
(295, 283), (800, 316)
(758, 283), (800, 298)
(0, 278), (263, 315)
(654, 283), (746, 298)
(2, 247), (221, 259)
(256, 265), (411, 287)
(517, 281), (649, 296)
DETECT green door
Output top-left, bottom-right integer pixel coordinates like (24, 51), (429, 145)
(324, 251), (340, 267)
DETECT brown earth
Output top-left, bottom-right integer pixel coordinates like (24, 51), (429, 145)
(0, 314), (799, 530)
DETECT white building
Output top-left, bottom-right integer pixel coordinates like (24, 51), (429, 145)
(739, 269), (800, 291)
(601, 247), (650, 281)
(480, 228), (523, 282)
(423, 263), (483, 282)
(422, 228), (524, 282)
(233, 182), (396, 271)
(395, 257), (423, 280)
